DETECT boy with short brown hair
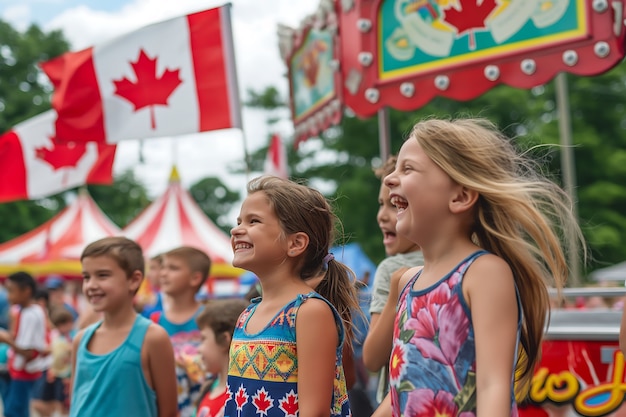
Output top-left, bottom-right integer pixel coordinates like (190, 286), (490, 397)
(151, 246), (211, 417)
(70, 237), (178, 417)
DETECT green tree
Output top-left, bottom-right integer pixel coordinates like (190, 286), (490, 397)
(87, 170), (152, 228)
(0, 20), (70, 243)
(189, 177), (240, 234)
(0, 20), (69, 132)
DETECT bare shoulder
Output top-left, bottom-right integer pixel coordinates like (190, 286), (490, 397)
(144, 322), (172, 347)
(295, 297), (338, 348)
(397, 266), (422, 292)
(402, 266), (422, 283)
(296, 297), (335, 324)
(463, 254), (516, 303)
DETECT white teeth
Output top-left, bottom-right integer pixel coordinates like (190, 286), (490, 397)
(390, 196), (408, 209)
(234, 243), (252, 250)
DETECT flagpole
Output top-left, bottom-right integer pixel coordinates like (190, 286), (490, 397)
(221, 3), (250, 180)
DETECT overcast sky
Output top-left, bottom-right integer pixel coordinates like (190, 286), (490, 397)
(0, 0), (320, 200)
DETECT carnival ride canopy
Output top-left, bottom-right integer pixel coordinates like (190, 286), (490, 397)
(122, 167), (242, 280)
(0, 190), (121, 278)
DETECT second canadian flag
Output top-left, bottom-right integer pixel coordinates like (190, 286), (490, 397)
(41, 5), (241, 145)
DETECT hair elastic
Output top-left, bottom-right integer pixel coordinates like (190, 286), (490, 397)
(322, 253), (335, 270)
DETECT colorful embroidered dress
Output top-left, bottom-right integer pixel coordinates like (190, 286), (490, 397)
(389, 251), (521, 417)
(223, 292), (351, 417)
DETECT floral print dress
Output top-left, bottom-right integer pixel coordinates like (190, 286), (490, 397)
(389, 251), (521, 417)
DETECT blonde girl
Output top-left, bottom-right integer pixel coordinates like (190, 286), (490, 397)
(375, 118), (583, 417)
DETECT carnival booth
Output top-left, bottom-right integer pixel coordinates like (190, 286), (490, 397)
(519, 287), (626, 417)
(0, 190), (121, 279)
(122, 167), (243, 297)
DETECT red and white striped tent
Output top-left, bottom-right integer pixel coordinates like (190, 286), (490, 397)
(0, 190), (121, 278)
(122, 167), (242, 280)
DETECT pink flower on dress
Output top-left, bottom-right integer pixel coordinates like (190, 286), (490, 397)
(407, 293), (469, 368)
(411, 282), (452, 312)
(405, 389), (475, 417)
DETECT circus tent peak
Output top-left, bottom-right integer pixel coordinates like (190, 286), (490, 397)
(0, 191), (121, 278)
(122, 167), (241, 279)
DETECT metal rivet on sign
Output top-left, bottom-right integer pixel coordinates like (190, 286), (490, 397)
(520, 59), (536, 75)
(484, 65), (500, 81)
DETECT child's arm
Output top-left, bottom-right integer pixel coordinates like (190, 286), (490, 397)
(0, 329), (37, 360)
(362, 267), (419, 371)
(296, 298), (339, 417)
(371, 393), (391, 417)
(145, 324), (178, 417)
(465, 255), (519, 417)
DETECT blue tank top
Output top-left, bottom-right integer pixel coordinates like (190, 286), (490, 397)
(70, 315), (157, 417)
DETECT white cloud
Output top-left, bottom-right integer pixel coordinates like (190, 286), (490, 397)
(42, 0), (320, 201)
(2, 4), (32, 31)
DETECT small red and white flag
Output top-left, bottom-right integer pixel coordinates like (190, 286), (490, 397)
(41, 5), (241, 144)
(0, 111), (116, 203)
(264, 134), (288, 179)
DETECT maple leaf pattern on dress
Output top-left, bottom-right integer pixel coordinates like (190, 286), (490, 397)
(443, 0), (498, 50)
(252, 387), (274, 416)
(278, 390), (298, 417)
(234, 385), (249, 411)
(113, 48), (183, 130)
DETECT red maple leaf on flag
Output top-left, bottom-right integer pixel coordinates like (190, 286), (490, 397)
(252, 388), (274, 416)
(443, 0), (498, 50)
(113, 48), (182, 130)
(234, 385), (249, 411)
(35, 140), (86, 170)
(35, 139), (87, 186)
(278, 390), (298, 417)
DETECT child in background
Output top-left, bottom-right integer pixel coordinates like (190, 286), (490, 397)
(224, 176), (360, 417)
(139, 254), (164, 317)
(45, 277), (79, 322)
(362, 156), (424, 404)
(376, 118), (583, 416)
(0, 272), (48, 417)
(193, 298), (249, 417)
(71, 237), (178, 417)
(152, 247), (210, 417)
(32, 307), (75, 417)
(34, 288), (50, 313)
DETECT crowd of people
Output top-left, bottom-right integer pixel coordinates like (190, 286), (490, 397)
(0, 118), (591, 417)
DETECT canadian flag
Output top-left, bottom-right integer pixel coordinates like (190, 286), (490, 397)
(264, 134), (288, 179)
(0, 111), (116, 203)
(41, 5), (241, 144)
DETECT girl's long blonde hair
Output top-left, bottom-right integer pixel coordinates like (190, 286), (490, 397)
(410, 118), (584, 399)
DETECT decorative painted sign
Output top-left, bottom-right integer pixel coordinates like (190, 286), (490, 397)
(519, 340), (626, 417)
(279, 0), (343, 145)
(338, 0), (626, 118)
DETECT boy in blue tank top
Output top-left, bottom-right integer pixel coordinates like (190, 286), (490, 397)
(70, 237), (178, 417)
